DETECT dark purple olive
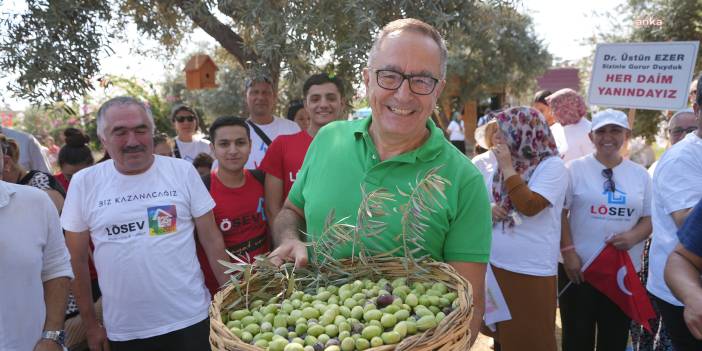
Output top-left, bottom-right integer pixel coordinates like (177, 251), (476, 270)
(443, 307), (453, 315)
(351, 322), (364, 334)
(325, 338), (340, 347)
(312, 342), (325, 351)
(287, 326), (295, 332)
(376, 294), (395, 308)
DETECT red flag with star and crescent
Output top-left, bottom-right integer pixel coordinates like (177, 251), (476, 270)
(582, 243), (657, 333)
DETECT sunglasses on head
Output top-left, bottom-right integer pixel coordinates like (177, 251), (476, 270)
(175, 115), (196, 123)
(602, 168), (615, 193)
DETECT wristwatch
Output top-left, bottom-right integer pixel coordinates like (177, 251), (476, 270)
(41, 330), (66, 346)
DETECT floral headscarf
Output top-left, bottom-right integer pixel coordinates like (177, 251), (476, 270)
(546, 88), (587, 126)
(491, 107), (559, 227)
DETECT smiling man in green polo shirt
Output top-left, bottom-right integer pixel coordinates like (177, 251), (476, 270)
(270, 18), (492, 345)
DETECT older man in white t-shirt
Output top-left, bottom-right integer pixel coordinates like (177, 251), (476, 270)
(61, 96), (230, 351)
(0, 139), (73, 351)
(244, 75), (300, 169)
(647, 77), (702, 351)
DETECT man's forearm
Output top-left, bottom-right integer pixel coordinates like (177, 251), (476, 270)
(202, 237), (230, 286)
(469, 292), (485, 346)
(71, 258), (99, 326)
(272, 206), (304, 247)
(42, 277), (70, 331)
(666, 251), (702, 304)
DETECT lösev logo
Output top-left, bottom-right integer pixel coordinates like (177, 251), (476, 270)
(104, 220), (147, 240)
(148, 205), (178, 236)
(589, 189), (635, 217)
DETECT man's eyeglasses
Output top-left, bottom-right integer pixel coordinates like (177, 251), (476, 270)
(669, 126), (697, 137)
(374, 69), (439, 95)
(175, 115), (196, 123)
(602, 168), (615, 193)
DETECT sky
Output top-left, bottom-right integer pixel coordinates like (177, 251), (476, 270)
(1, 0), (627, 111)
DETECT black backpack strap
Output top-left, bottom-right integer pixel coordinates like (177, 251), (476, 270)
(246, 120), (273, 146)
(249, 169), (265, 185)
(201, 173), (211, 191)
(173, 140), (182, 159)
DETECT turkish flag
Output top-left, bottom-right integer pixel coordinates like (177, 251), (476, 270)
(582, 243), (657, 333)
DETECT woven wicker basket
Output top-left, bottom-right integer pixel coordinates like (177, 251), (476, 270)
(209, 259), (474, 351)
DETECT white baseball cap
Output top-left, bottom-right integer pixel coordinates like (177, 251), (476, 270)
(591, 109), (630, 131)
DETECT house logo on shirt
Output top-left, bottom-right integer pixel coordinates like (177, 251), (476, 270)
(605, 189), (627, 205)
(147, 205), (177, 235)
(590, 189), (634, 218)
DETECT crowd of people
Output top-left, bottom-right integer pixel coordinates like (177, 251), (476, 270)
(1, 17), (702, 351)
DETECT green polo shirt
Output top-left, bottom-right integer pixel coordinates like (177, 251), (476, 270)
(288, 117), (492, 264)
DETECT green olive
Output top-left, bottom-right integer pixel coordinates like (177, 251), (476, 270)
(370, 336), (384, 347)
(355, 337), (370, 350)
(361, 325), (382, 340)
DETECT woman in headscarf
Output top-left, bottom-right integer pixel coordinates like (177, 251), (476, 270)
(547, 88), (595, 163)
(486, 107), (568, 351)
(559, 109), (653, 351)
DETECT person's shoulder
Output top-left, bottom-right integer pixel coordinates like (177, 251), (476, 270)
(273, 117), (301, 129)
(195, 137), (211, 146)
(5, 181), (49, 201)
(537, 155), (566, 172)
(566, 153), (592, 168)
(621, 158), (649, 175)
(316, 120), (356, 139)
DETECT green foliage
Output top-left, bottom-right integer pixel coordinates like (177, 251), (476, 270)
(627, 0), (702, 73)
(2, 0), (548, 119)
(0, 0), (114, 101)
(18, 103), (84, 141)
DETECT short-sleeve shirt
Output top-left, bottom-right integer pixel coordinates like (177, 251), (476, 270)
(246, 117), (300, 169)
(488, 156), (568, 276)
(287, 118), (492, 264)
(60, 156), (215, 341)
(647, 132), (702, 306)
(196, 170), (269, 295)
(259, 130), (313, 199)
(678, 200), (702, 258)
(565, 154), (652, 271)
(174, 137), (212, 162)
(0, 182), (72, 351)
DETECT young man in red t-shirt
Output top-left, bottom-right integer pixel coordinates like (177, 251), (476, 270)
(197, 117), (269, 296)
(259, 73), (346, 222)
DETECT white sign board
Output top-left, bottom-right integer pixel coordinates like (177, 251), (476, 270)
(588, 41), (699, 110)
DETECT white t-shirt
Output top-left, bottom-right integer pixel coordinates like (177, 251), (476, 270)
(489, 156), (568, 276)
(565, 154), (652, 271)
(174, 137), (212, 163)
(0, 182), (73, 351)
(447, 120), (465, 141)
(246, 117), (300, 169)
(60, 156), (215, 341)
(550, 118), (595, 163)
(472, 150), (497, 185)
(647, 132), (702, 306)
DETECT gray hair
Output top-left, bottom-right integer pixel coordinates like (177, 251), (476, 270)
(368, 18), (448, 79)
(96, 96), (155, 138)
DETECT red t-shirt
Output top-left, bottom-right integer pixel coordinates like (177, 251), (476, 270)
(259, 130), (313, 199)
(197, 170), (270, 296)
(55, 173), (70, 192)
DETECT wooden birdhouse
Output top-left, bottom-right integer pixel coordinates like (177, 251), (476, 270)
(184, 54), (218, 90)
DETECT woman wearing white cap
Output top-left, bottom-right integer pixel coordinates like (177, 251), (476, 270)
(559, 108), (653, 351)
